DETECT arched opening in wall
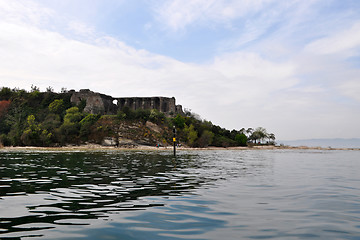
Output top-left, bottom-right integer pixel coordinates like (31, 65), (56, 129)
(154, 98), (160, 111)
(113, 99), (118, 105)
(119, 99), (126, 109)
(128, 98), (134, 110)
(136, 98), (142, 110)
(162, 101), (168, 113)
(144, 98), (151, 109)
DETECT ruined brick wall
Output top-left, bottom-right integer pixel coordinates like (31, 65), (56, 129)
(70, 89), (183, 115)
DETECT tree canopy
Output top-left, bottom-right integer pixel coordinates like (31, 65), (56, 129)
(0, 86), (276, 147)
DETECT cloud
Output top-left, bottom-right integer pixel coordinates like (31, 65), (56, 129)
(0, 11), (298, 129)
(1, 0), (360, 140)
(153, 0), (275, 32)
(0, 0), (53, 26)
(305, 22), (360, 56)
(338, 75), (360, 103)
(67, 20), (96, 37)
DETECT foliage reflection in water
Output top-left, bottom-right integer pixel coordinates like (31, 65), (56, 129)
(1, 149), (360, 239)
(0, 150), (252, 239)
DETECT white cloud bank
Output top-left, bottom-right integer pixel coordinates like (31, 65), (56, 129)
(0, 0), (359, 140)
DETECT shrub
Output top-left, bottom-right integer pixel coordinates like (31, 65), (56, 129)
(64, 107), (82, 123)
(184, 124), (198, 147)
(79, 114), (100, 139)
(197, 130), (214, 147)
(59, 122), (80, 143)
(134, 109), (151, 121)
(0, 134), (10, 146)
(48, 99), (65, 114)
(0, 87), (13, 100)
(212, 135), (237, 148)
(149, 109), (165, 123)
(172, 114), (185, 129)
(235, 133), (247, 146)
(42, 113), (62, 131)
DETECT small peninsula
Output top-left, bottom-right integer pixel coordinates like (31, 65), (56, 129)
(0, 86), (275, 148)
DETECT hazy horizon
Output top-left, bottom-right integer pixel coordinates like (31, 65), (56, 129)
(279, 138), (360, 148)
(1, 0), (360, 141)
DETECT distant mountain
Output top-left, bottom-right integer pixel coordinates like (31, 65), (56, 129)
(279, 138), (360, 148)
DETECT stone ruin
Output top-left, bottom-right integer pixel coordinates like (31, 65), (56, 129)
(69, 89), (184, 116)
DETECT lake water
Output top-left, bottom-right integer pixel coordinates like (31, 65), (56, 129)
(0, 149), (360, 239)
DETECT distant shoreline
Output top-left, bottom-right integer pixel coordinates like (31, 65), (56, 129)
(1, 144), (359, 152)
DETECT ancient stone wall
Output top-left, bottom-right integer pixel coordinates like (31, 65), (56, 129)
(116, 97), (177, 114)
(70, 89), (183, 115)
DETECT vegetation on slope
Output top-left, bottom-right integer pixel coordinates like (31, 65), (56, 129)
(0, 86), (275, 147)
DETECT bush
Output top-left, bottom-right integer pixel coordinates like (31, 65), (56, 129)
(80, 114), (100, 125)
(59, 122), (80, 143)
(235, 133), (247, 146)
(42, 113), (62, 131)
(149, 109), (165, 123)
(79, 114), (100, 139)
(172, 114), (185, 129)
(64, 107), (83, 123)
(0, 134), (10, 146)
(49, 99), (65, 114)
(184, 124), (198, 147)
(117, 110), (126, 120)
(212, 135), (237, 148)
(197, 130), (214, 147)
(134, 109), (151, 121)
(0, 87), (13, 100)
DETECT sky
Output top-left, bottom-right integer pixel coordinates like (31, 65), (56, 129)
(0, 0), (360, 141)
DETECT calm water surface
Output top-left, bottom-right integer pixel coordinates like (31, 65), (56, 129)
(0, 149), (360, 239)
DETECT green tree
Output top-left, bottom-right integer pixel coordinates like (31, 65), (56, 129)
(134, 109), (151, 121)
(235, 133), (247, 146)
(29, 85), (41, 99)
(212, 135), (236, 147)
(172, 114), (186, 129)
(79, 114), (100, 139)
(149, 109), (165, 123)
(0, 87), (13, 100)
(58, 122), (79, 143)
(0, 134), (10, 146)
(198, 130), (214, 147)
(58, 107), (83, 144)
(246, 128), (254, 138)
(20, 115), (44, 146)
(5, 105), (27, 146)
(251, 127), (268, 144)
(40, 129), (52, 146)
(268, 133), (276, 145)
(48, 99), (65, 114)
(184, 124), (198, 146)
(64, 107), (82, 123)
(42, 113), (62, 131)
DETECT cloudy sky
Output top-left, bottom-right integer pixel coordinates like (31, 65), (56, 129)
(0, 0), (360, 140)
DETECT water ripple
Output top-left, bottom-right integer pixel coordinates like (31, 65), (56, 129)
(1, 150), (360, 239)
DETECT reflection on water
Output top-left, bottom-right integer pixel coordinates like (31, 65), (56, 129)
(0, 150), (262, 239)
(1, 149), (360, 239)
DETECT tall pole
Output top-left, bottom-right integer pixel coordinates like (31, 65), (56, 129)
(173, 126), (176, 157)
